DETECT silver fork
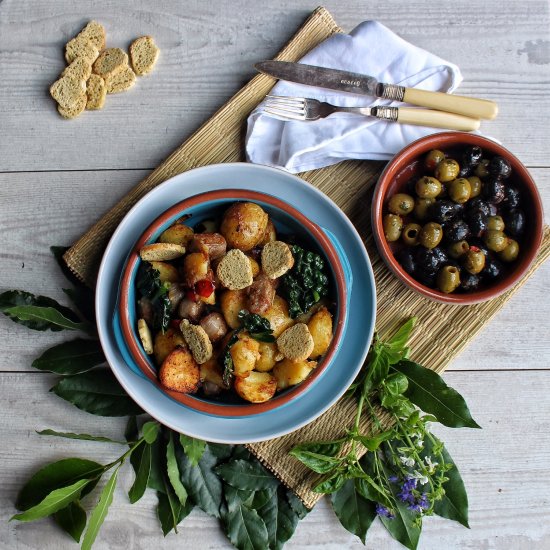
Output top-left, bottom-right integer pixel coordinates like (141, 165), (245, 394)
(263, 95), (480, 131)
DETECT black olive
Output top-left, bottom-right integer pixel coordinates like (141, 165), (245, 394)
(415, 247), (440, 274)
(432, 246), (449, 268)
(488, 156), (512, 179)
(467, 198), (491, 217)
(503, 208), (526, 237)
(482, 177), (505, 204)
(503, 186), (521, 209)
(458, 163), (474, 178)
(462, 146), (483, 167)
(488, 203), (498, 216)
(430, 200), (463, 223)
(397, 248), (416, 276)
(465, 210), (488, 238)
(483, 257), (503, 280)
(416, 268), (437, 288)
(461, 272), (480, 291)
(444, 219), (471, 242)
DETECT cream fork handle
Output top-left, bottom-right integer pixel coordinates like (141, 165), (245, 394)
(395, 107), (480, 131)
(335, 105), (480, 132)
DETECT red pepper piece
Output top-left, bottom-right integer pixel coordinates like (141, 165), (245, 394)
(196, 279), (215, 298)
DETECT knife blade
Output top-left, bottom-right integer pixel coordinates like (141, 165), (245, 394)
(255, 60), (498, 120)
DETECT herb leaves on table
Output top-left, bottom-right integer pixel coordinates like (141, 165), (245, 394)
(4, 248), (479, 550)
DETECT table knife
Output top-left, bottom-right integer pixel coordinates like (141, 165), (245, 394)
(255, 60), (498, 120)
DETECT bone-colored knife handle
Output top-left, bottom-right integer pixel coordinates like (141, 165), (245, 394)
(378, 83), (498, 120)
(396, 107), (480, 131)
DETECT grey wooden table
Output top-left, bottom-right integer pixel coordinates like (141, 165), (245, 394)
(1, 1), (549, 549)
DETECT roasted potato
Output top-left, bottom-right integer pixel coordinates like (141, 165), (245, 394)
(230, 333), (260, 378)
(153, 327), (185, 366)
(159, 223), (194, 248)
(159, 347), (200, 394)
(220, 289), (247, 329)
(149, 261), (179, 284)
(258, 219), (277, 247)
(220, 202), (268, 251)
(307, 307), (333, 359)
(200, 357), (227, 389)
(234, 371), (277, 403)
(263, 295), (294, 337)
(273, 358), (317, 390)
(255, 341), (279, 372)
(182, 252), (209, 287)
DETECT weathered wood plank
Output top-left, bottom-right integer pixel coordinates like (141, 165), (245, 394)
(0, 0), (548, 171)
(1, 371), (549, 548)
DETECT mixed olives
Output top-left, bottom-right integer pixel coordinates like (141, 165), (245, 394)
(383, 146), (526, 294)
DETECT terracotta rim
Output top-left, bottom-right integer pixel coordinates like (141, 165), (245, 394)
(372, 132), (544, 305)
(119, 189), (348, 416)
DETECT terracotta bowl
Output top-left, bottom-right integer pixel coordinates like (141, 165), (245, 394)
(118, 189), (349, 416)
(372, 132), (544, 304)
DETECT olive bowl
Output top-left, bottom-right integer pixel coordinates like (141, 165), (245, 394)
(116, 188), (352, 417)
(372, 132), (544, 305)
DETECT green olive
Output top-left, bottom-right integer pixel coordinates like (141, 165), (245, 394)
(388, 193), (415, 215)
(484, 230), (508, 252)
(425, 149), (446, 171)
(415, 176), (442, 199)
(467, 176), (482, 198)
(434, 159), (460, 182)
(436, 265), (461, 293)
(401, 223), (422, 246)
(419, 222), (443, 249)
(383, 213), (403, 242)
(474, 159), (490, 178)
(447, 178), (472, 204)
(463, 247), (486, 274)
(413, 198), (435, 221)
(448, 240), (469, 259)
(487, 215), (505, 231)
(499, 239), (520, 262)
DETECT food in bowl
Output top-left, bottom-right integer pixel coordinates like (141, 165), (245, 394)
(133, 200), (334, 404)
(382, 144), (528, 295)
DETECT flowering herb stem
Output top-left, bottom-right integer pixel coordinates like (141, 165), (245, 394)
(290, 317), (479, 547)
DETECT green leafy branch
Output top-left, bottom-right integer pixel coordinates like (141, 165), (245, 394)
(290, 318), (480, 549)
(3, 247), (478, 550)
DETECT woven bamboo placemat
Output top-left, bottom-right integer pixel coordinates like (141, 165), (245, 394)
(63, 6), (550, 508)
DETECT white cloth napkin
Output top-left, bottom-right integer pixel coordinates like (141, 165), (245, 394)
(245, 21), (463, 173)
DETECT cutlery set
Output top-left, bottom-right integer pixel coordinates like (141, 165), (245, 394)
(255, 60), (498, 131)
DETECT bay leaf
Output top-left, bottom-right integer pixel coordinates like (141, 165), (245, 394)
(16, 458), (104, 511)
(37, 429), (126, 444)
(81, 465), (120, 550)
(167, 432), (188, 506)
(215, 459), (279, 492)
(223, 486), (269, 550)
(53, 500), (87, 542)
(128, 443), (151, 504)
(0, 290), (83, 331)
(50, 368), (143, 416)
(176, 443), (222, 518)
(179, 434), (206, 466)
(11, 479), (92, 522)
(32, 339), (105, 375)
(392, 361), (481, 429)
(330, 479), (376, 544)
